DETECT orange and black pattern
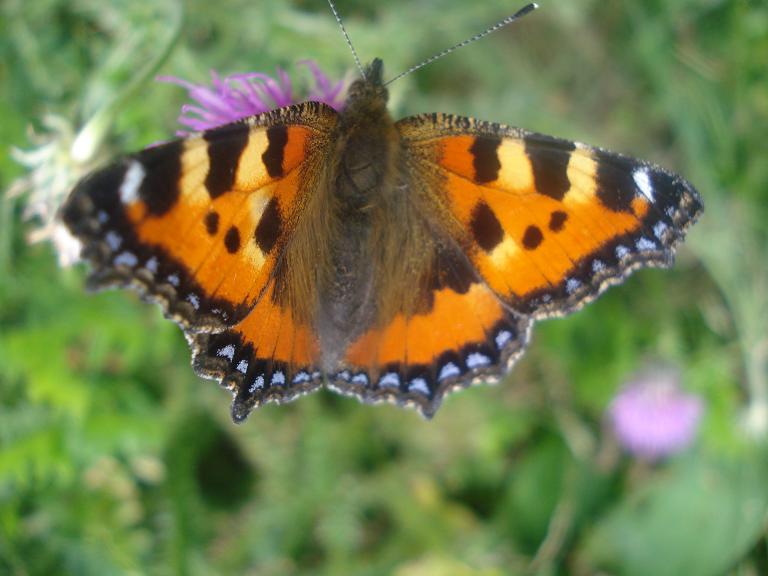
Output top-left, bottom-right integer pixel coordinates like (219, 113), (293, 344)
(63, 103), (338, 419)
(398, 113), (702, 317)
(63, 60), (702, 421)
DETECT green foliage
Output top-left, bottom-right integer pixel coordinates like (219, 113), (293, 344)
(582, 454), (768, 576)
(2, 0), (767, 574)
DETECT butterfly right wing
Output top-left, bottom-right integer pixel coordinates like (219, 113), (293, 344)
(396, 113), (702, 317)
(330, 111), (701, 418)
(62, 102), (339, 421)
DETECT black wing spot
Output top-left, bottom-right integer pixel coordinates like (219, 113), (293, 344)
(204, 123), (250, 199)
(63, 163), (128, 227)
(224, 226), (241, 254)
(522, 225), (543, 250)
(136, 140), (183, 216)
(595, 154), (638, 213)
(204, 211), (220, 236)
(525, 135), (574, 201)
(470, 201), (504, 252)
(470, 136), (502, 183)
(254, 197), (282, 254)
(426, 245), (477, 299)
(262, 125), (288, 178)
(548, 210), (568, 232)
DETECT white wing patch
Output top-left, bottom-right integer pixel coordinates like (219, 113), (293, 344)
(119, 161), (146, 205)
(633, 168), (655, 203)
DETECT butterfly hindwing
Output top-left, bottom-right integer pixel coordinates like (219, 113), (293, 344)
(63, 102), (339, 416)
(332, 281), (532, 417)
(397, 113), (703, 317)
(192, 281), (323, 422)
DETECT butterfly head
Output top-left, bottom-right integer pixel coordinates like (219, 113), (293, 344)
(364, 58), (384, 85)
(344, 58), (389, 113)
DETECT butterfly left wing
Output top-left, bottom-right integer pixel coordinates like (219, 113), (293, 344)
(396, 113), (703, 318)
(62, 102), (339, 420)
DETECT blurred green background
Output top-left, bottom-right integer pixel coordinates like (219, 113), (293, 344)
(2, 0), (767, 574)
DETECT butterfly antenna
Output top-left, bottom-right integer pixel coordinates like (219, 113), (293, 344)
(327, 0), (366, 79)
(384, 2), (538, 87)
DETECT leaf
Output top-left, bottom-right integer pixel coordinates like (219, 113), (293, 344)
(581, 454), (768, 576)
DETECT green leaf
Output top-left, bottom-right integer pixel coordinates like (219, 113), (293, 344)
(581, 454), (768, 576)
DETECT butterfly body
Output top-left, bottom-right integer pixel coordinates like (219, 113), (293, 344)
(315, 58), (399, 364)
(62, 57), (702, 421)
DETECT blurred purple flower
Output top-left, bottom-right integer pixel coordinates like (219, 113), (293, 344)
(608, 369), (704, 461)
(158, 61), (347, 136)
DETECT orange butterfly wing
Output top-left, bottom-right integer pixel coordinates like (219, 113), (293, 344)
(62, 102), (337, 420)
(331, 113), (702, 417)
(333, 282), (532, 417)
(397, 113), (703, 316)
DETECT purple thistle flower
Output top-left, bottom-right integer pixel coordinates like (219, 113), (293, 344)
(608, 368), (704, 461)
(157, 61), (348, 136)
(300, 60), (347, 109)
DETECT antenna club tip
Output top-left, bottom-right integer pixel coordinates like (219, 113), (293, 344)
(513, 3), (539, 19)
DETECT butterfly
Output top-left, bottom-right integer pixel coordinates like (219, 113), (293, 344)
(61, 55), (702, 422)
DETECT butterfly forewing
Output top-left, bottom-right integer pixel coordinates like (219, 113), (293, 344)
(396, 113), (703, 318)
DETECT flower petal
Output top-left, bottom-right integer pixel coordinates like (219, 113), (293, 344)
(159, 62), (348, 135)
(608, 368), (704, 460)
